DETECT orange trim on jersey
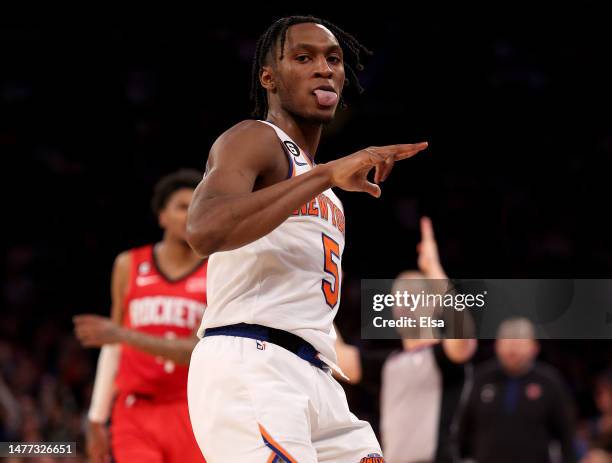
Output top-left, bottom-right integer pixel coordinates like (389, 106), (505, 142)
(258, 424), (298, 463)
(286, 149), (296, 179)
(290, 159), (296, 177)
(266, 451), (276, 463)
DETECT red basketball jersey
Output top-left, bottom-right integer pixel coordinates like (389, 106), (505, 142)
(115, 244), (207, 400)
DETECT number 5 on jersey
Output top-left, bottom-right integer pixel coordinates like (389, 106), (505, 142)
(321, 233), (341, 308)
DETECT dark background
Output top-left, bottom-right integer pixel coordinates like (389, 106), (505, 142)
(1, 4), (611, 458)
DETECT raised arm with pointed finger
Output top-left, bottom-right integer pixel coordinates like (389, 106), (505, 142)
(186, 121), (427, 258)
(417, 216), (448, 279)
(416, 216), (477, 358)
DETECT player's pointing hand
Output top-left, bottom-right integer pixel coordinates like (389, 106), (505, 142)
(325, 142), (428, 197)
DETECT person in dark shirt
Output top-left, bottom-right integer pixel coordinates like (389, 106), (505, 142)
(458, 318), (576, 463)
(578, 368), (612, 462)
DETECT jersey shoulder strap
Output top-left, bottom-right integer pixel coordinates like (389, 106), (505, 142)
(129, 244), (154, 273)
(123, 244), (155, 305)
(257, 120), (314, 174)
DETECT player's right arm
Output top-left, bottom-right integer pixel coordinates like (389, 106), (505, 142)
(84, 251), (130, 463)
(187, 120), (427, 257)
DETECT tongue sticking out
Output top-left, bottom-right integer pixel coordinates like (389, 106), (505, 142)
(314, 89), (338, 107)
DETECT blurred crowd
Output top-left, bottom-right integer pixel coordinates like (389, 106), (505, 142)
(2, 6), (612, 462)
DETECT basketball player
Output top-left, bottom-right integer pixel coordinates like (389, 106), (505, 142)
(74, 169), (207, 463)
(186, 16), (428, 463)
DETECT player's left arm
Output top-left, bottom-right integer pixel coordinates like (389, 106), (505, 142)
(334, 324), (362, 384)
(73, 315), (198, 365)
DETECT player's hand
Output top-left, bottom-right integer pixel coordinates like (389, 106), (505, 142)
(416, 216), (447, 279)
(325, 142), (427, 197)
(73, 315), (123, 347)
(87, 420), (111, 463)
(580, 449), (611, 463)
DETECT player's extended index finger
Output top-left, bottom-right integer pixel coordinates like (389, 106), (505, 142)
(420, 216), (435, 241)
(393, 142), (428, 160)
(368, 142), (428, 160)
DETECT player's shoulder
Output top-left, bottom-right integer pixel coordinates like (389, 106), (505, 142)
(114, 244), (151, 271)
(211, 119), (280, 158)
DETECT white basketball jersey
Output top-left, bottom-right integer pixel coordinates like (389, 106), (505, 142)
(198, 120), (345, 362)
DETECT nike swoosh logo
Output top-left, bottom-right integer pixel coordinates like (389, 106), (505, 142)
(136, 276), (161, 286)
(294, 160), (308, 166)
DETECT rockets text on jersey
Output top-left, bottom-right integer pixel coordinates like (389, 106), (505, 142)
(115, 244), (207, 400)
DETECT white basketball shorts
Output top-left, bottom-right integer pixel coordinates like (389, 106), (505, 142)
(187, 335), (384, 463)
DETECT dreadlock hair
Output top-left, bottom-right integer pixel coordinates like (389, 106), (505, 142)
(150, 168), (202, 215)
(250, 15), (372, 119)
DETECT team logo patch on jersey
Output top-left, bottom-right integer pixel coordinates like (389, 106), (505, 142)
(283, 140), (300, 156)
(135, 275), (161, 286)
(284, 140), (307, 166)
(138, 261), (151, 275)
(359, 454), (384, 463)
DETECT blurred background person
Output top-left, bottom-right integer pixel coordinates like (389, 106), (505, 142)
(73, 169), (207, 463)
(380, 217), (476, 463)
(458, 318), (576, 463)
(578, 369), (612, 462)
(337, 217), (477, 463)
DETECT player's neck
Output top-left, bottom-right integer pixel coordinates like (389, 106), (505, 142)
(265, 110), (322, 158)
(157, 237), (199, 266)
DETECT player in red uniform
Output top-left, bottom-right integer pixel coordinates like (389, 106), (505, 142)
(74, 169), (207, 463)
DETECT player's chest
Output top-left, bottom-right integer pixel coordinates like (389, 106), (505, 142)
(289, 188), (345, 239)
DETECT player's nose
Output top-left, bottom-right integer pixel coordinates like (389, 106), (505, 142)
(313, 56), (333, 78)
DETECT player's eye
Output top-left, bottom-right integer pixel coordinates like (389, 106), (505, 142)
(327, 55), (342, 64)
(296, 55), (311, 63)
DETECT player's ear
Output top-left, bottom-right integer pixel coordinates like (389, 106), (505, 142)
(260, 65), (276, 92)
(158, 209), (168, 229)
